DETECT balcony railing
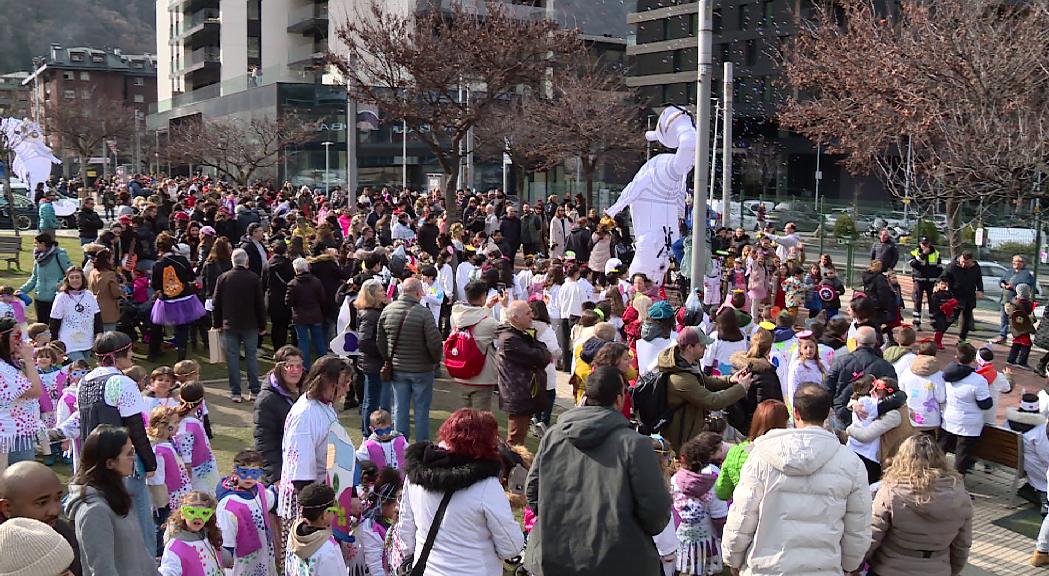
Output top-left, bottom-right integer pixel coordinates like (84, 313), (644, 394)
(175, 8), (220, 37)
(288, 2), (329, 33)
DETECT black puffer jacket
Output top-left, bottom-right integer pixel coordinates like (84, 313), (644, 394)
(285, 272), (326, 326)
(253, 374), (296, 485)
(825, 346), (897, 424)
(262, 254), (294, 319)
(862, 270), (897, 327)
(356, 307), (384, 374)
(307, 253), (349, 318)
(729, 353), (782, 431)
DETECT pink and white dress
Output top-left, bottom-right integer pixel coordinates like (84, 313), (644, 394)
(175, 415), (219, 494)
(148, 440), (193, 511)
(37, 366), (67, 428)
(0, 359), (38, 457)
(216, 481), (278, 576)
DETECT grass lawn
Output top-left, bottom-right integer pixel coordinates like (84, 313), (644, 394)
(12, 232), (545, 480)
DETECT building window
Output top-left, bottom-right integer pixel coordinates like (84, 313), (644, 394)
(133, 94), (145, 103)
(63, 89), (75, 99)
(637, 20), (664, 44)
(720, 43), (731, 65)
(91, 54), (104, 63)
(739, 4), (750, 31)
(62, 71), (74, 80)
(81, 89), (91, 99)
(70, 52), (84, 62)
(80, 71), (90, 81)
(712, 9), (722, 32)
(134, 77), (144, 86)
(745, 40), (757, 65)
(761, 76), (773, 102)
(132, 61), (144, 68)
(763, 1), (775, 27)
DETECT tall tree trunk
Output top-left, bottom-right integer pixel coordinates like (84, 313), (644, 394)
(945, 195), (963, 260)
(442, 160), (462, 224)
(583, 157), (595, 211)
(77, 153), (88, 190)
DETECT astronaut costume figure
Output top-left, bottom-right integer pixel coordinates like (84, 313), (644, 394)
(605, 106), (696, 286)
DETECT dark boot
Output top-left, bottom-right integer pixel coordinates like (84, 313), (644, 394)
(1018, 345), (1032, 368)
(1008, 343), (1021, 365)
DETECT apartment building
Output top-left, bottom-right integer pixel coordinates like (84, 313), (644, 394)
(627, 0), (880, 203)
(0, 72), (31, 119)
(149, 0), (632, 193)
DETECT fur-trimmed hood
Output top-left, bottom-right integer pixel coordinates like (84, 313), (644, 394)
(730, 351), (775, 373)
(404, 442), (502, 492)
(1005, 407), (1046, 429)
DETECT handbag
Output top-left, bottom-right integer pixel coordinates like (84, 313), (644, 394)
(382, 307), (414, 381)
(208, 327), (224, 364)
(396, 490), (455, 576)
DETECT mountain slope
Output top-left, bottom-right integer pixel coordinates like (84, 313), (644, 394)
(0, 0), (156, 73)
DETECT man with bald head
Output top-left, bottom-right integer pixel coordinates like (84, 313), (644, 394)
(497, 299), (552, 445)
(378, 275), (443, 442)
(824, 325), (897, 427)
(0, 461), (82, 575)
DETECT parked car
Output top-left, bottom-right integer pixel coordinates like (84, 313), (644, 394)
(0, 193), (38, 231)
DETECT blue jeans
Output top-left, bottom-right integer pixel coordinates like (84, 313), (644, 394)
(294, 324), (327, 371)
(361, 371), (393, 434)
(392, 371), (434, 442)
(1001, 307), (1010, 338)
(125, 473), (156, 557)
(6, 446), (35, 465)
(223, 329), (260, 396)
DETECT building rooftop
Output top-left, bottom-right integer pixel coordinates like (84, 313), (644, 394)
(22, 45), (157, 86)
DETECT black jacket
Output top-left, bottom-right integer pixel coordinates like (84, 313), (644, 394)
(150, 253), (198, 300)
(253, 374), (296, 485)
(417, 222), (440, 257)
(76, 208), (104, 240)
(499, 215), (523, 251)
(565, 226), (592, 263)
(356, 307), (384, 373)
(728, 353), (782, 432)
(262, 255), (295, 318)
(824, 346), (897, 424)
(239, 236), (268, 277)
(213, 266), (266, 331)
(861, 270), (897, 326)
(307, 254), (348, 318)
(941, 261), (983, 306)
(286, 272), (326, 326)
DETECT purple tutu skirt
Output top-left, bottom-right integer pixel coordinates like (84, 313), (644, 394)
(151, 295), (206, 326)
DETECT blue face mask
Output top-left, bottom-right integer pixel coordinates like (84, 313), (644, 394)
(234, 467), (264, 481)
(372, 427), (393, 437)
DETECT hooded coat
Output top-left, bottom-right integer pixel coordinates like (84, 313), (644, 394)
(495, 323), (550, 416)
(65, 484), (161, 576)
(659, 345), (747, 451)
(525, 405), (672, 576)
(729, 352), (782, 431)
(449, 303), (500, 386)
(399, 442), (523, 576)
(867, 477), (973, 576)
(721, 427), (872, 575)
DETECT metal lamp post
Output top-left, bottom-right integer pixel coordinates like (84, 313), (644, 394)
(321, 141), (333, 194)
(689, 0), (714, 291)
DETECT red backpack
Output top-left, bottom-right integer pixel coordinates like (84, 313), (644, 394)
(443, 325), (487, 379)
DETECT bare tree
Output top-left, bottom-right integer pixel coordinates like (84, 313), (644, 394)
(44, 96), (133, 186)
(740, 136), (781, 201)
(330, 0), (580, 221)
(168, 115), (316, 187)
(516, 53), (645, 207)
(778, 0), (1049, 256)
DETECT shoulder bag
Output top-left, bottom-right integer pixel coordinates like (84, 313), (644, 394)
(382, 306), (413, 381)
(397, 490), (455, 576)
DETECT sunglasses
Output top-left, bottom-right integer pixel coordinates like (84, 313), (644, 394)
(235, 466), (265, 481)
(181, 505), (214, 523)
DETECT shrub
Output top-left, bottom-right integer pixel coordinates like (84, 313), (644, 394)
(911, 219), (940, 245)
(834, 213), (858, 238)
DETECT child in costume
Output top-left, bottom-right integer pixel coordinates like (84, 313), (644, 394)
(216, 449), (278, 576)
(285, 483), (349, 576)
(357, 468), (403, 576)
(147, 406), (192, 554)
(34, 345), (66, 464)
(356, 409), (407, 475)
(672, 432), (727, 575)
(145, 366), (180, 417)
(54, 360), (88, 468)
(160, 491), (232, 576)
(930, 279), (958, 351)
(175, 381), (220, 494)
(174, 359), (213, 438)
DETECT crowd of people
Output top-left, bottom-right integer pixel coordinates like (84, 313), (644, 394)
(0, 172), (1042, 575)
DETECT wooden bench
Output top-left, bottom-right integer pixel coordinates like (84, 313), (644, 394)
(0, 237), (22, 271)
(972, 425), (1024, 504)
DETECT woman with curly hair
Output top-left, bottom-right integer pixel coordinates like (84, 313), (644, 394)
(867, 434), (972, 575)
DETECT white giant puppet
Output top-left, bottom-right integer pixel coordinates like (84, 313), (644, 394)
(605, 106), (696, 285)
(0, 117), (61, 192)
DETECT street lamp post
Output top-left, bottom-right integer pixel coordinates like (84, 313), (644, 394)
(321, 141), (333, 195)
(722, 62), (732, 228)
(689, 0), (714, 291)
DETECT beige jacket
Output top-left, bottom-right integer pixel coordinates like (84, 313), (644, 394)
(867, 476), (973, 576)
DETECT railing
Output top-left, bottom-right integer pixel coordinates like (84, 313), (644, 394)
(151, 65), (320, 114)
(289, 1), (329, 27)
(176, 8), (220, 36)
